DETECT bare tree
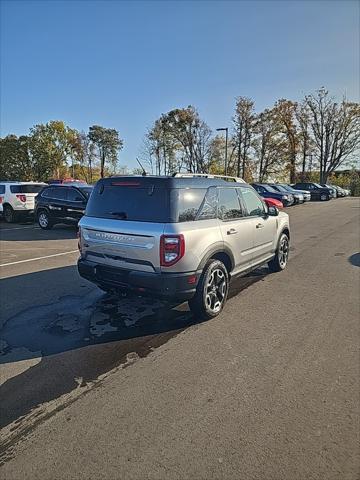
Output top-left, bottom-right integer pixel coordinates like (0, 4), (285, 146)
(296, 102), (316, 180)
(232, 97), (255, 179)
(253, 108), (287, 181)
(159, 106), (213, 173)
(304, 88), (360, 183)
(274, 99), (298, 183)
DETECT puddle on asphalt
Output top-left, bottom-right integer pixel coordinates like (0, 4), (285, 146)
(0, 268), (267, 436)
(0, 289), (188, 364)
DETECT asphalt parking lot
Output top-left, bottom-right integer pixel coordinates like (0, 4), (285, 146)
(0, 198), (359, 479)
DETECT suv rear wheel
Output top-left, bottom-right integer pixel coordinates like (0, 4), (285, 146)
(3, 205), (17, 223)
(37, 210), (53, 230)
(268, 233), (289, 272)
(189, 259), (229, 320)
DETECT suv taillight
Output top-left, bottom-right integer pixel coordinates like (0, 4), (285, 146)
(16, 194), (26, 203)
(160, 235), (185, 267)
(0, 197), (3, 204)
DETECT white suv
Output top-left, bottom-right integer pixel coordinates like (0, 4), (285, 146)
(0, 182), (46, 223)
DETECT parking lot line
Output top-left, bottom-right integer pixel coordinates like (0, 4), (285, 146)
(0, 225), (39, 232)
(0, 250), (78, 267)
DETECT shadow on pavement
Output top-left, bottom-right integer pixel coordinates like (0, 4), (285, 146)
(0, 264), (267, 430)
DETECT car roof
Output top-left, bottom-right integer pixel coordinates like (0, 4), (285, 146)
(0, 181), (46, 185)
(101, 176), (252, 189)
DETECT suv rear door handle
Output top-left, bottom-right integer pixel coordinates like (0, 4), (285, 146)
(256, 223), (264, 229)
(227, 228), (238, 235)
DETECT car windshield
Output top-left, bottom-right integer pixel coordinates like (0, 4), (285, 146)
(280, 184), (293, 192)
(313, 183), (323, 188)
(272, 185), (288, 193)
(79, 187), (93, 198)
(262, 185), (277, 193)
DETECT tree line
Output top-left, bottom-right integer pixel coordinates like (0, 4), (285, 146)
(142, 88), (359, 184)
(1, 88), (359, 184)
(0, 122), (123, 183)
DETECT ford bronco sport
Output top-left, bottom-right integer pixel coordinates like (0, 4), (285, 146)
(78, 175), (290, 319)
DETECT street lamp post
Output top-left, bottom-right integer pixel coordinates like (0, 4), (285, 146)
(216, 127), (228, 175)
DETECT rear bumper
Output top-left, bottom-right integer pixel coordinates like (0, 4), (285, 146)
(78, 258), (200, 301)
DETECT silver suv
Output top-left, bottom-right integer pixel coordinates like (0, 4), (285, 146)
(78, 175), (290, 319)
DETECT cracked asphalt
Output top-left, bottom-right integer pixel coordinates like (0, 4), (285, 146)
(0, 198), (359, 479)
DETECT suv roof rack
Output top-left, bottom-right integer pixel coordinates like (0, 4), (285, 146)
(172, 173), (246, 183)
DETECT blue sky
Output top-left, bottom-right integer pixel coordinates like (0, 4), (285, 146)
(1, 0), (359, 169)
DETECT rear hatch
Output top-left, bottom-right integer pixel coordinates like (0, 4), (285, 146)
(11, 184), (46, 209)
(79, 178), (173, 273)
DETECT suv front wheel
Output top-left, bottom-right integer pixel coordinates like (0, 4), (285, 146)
(189, 259), (229, 320)
(37, 210), (53, 230)
(268, 233), (289, 272)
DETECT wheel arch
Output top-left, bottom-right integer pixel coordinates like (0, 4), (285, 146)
(197, 244), (235, 275)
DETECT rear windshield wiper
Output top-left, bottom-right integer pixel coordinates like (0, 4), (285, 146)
(110, 211), (127, 219)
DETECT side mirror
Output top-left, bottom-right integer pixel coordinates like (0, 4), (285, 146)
(268, 206), (279, 216)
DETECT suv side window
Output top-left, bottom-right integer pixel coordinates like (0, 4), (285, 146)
(50, 187), (67, 200)
(67, 188), (85, 202)
(197, 186), (217, 220)
(240, 188), (265, 217)
(0, 185), (5, 194)
(41, 187), (55, 198)
(177, 188), (207, 222)
(218, 188), (243, 220)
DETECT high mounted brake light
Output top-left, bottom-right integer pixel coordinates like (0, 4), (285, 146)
(160, 235), (185, 267)
(111, 182), (141, 186)
(16, 194), (26, 203)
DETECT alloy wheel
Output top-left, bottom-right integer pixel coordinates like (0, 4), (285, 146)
(278, 236), (289, 268)
(205, 268), (227, 313)
(38, 212), (49, 228)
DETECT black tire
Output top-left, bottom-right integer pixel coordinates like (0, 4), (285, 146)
(320, 193), (329, 201)
(268, 233), (290, 273)
(188, 259), (229, 320)
(37, 210), (53, 230)
(3, 205), (17, 223)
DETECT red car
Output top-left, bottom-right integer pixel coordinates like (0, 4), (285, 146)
(264, 197), (284, 209)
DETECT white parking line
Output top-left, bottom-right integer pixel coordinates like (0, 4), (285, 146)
(0, 225), (39, 232)
(0, 250), (79, 267)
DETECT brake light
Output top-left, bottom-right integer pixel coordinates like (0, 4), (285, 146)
(0, 197), (3, 204)
(160, 235), (185, 267)
(16, 194), (26, 203)
(111, 182), (140, 186)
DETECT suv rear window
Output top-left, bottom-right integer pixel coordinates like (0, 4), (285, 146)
(86, 182), (170, 222)
(0, 185), (5, 194)
(10, 184), (44, 194)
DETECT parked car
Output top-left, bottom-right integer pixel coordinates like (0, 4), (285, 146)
(48, 178), (87, 185)
(276, 183), (311, 202)
(268, 184), (304, 204)
(281, 184), (311, 202)
(0, 181), (47, 222)
(292, 182), (332, 201)
(251, 183), (295, 207)
(35, 184), (93, 229)
(0, 184), (4, 216)
(332, 185), (347, 197)
(320, 184), (337, 198)
(78, 175), (290, 320)
(264, 197), (284, 209)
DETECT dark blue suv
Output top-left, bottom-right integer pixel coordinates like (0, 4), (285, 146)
(251, 183), (295, 207)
